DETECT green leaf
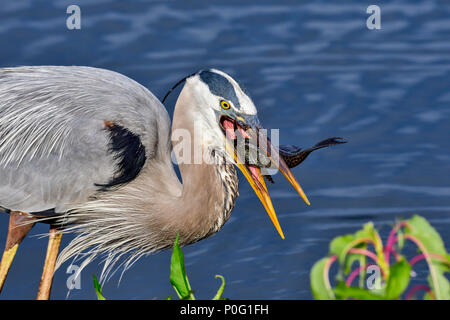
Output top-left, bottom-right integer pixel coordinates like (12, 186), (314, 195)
(330, 223), (383, 264)
(354, 222), (379, 245)
(423, 292), (433, 300)
(212, 275), (226, 300)
(405, 215), (450, 300)
(170, 233), (195, 300)
(165, 295), (173, 300)
(358, 255), (367, 288)
(356, 223), (387, 273)
(341, 252), (367, 288)
(93, 274), (106, 300)
(329, 222), (387, 280)
(311, 215), (449, 301)
(385, 259), (411, 299)
(344, 253), (362, 275)
(405, 215), (447, 256)
(310, 257), (335, 300)
(397, 228), (405, 251)
(334, 281), (385, 300)
(427, 272), (450, 301)
(330, 235), (355, 264)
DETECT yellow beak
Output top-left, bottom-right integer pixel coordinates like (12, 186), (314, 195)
(223, 118), (310, 239)
(225, 140), (284, 238)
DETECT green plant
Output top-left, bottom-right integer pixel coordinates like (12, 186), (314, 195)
(311, 215), (450, 300)
(167, 233), (226, 300)
(93, 274), (105, 300)
(93, 233), (226, 300)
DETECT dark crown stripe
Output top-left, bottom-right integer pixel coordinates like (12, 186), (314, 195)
(199, 70), (241, 109)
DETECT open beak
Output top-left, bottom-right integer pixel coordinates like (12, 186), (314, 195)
(220, 115), (310, 239)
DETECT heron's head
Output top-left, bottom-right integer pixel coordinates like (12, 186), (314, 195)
(171, 69), (310, 239)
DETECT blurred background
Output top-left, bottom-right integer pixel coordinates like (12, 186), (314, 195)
(0, 0), (449, 299)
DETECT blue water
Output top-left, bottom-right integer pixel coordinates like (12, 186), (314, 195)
(0, 0), (449, 299)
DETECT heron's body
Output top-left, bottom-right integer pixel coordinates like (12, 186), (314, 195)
(0, 66), (173, 214)
(0, 66), (240, 273)
(0, 66), (345, 298)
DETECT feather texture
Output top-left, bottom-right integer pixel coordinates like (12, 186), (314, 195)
(0, 66), (241, 282)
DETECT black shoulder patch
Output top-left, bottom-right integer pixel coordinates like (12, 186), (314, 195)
(97, 123), (147, 190)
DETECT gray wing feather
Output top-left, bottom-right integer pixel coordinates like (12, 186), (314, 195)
(0, 66), (171, 213)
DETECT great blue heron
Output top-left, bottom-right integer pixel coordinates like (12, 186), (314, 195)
(0, 66), (345, 299)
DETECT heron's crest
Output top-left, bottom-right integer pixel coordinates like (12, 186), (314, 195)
(163, 69), (257, 116)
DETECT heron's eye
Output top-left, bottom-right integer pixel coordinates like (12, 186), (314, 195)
(220, 100), (230, 110)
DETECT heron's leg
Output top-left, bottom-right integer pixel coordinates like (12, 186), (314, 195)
(0, 211), (35, 293)
(36, 225), (62, 300)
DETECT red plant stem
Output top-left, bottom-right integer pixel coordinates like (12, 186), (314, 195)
(324, 255), (337, 298)
(409, 254), (425, 266)
(385, 229), (397, 261)
(348, 248), (378, 263)
(345, 264), (369, 287)
(405, 284), (435, 300)
(346, 265), (365, 287)
(347, 238), (376, 249)
(404, 234), (441, 299)
(385, 242), (401, 262)
(409, 253), (450, 266)
(345, 263), (384, 287)
(385, 221), (410, 266)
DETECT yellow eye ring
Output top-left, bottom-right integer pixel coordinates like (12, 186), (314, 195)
(220, 100), (230, 110)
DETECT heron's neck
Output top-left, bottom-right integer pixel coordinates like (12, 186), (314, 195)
(169, 92), (238, 244)
(176, 152), (238, 241)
